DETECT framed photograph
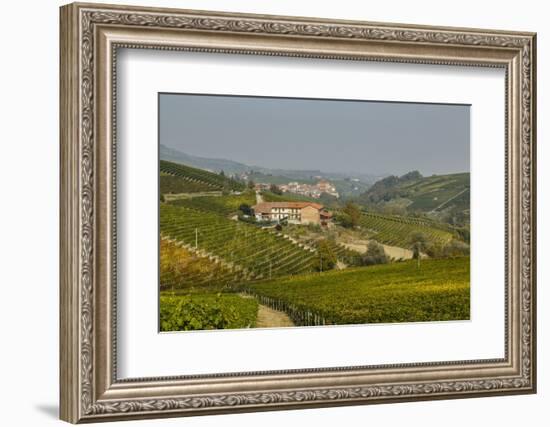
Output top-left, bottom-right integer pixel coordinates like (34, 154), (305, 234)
(60, 2), (537, 423)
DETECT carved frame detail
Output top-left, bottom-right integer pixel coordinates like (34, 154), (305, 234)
(60, 2), (536, 423)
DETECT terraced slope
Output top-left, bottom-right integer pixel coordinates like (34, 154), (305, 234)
(360, 172), (469, 215)
(160, 204), (318, 279)
(359, 212), (456, 247)
(160, 239), (247, 291)
(169, 192), (256, 216)
(160, 160), (245, 192)
(401, 173), (470, 212)
(294, 237), (363, 266)
(160, 174), (216, 194)
(319, 239), (364, 266)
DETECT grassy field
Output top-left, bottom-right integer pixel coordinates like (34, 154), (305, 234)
(243, 257), (470, 325)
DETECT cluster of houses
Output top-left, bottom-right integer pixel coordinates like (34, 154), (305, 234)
(253, 179), (339, 199)
(279, 180), (339, 199)
(252, 202), (333, 226)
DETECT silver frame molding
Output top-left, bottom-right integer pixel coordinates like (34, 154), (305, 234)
(60, 2), (537, 423)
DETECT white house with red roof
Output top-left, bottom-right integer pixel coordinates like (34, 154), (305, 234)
(252, 202), (332, 226)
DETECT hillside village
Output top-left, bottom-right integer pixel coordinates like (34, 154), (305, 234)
(252, 180), (339, 199)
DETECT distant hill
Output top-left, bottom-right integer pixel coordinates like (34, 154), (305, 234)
(160, 144), (251, 175)
(160, 144), (380, 189)
(358, 171), (470, 223)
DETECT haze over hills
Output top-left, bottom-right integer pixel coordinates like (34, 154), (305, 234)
(160, 144), (383, 184)
(160, 144), (251, 175)
(160, 144), (469, 223)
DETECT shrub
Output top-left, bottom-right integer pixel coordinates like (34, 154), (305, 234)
(239, 203), (252, 216)
(441, 239), (470, 258)
(269, 184), (283, 195)
(361, 241), (389, 266)
(335, 212), (353, 228)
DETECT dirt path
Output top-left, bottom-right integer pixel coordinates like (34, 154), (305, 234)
(255, 191), (264, 204)
(256, 304), (295, 328)
(239, 293), (295, 328)
(340, 240), (415, 260)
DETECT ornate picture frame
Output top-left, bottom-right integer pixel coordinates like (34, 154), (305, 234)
(60, 2), (536, 423)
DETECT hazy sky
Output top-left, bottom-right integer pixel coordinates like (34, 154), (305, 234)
(159, 93), (470, 176)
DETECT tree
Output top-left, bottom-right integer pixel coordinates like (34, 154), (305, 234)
(247, 179), (255, 190)
(409, 232), (428, 268)
(362, 241), (389, 266)
(343, 202), (361, 228)
(315, 239), (337, 272)
(219, 170), (225, 177)
(335, 212), (353, 228)
(269, 184), (283, 195)
(441, 239), (470, 258)
(238, 203), (252, 216)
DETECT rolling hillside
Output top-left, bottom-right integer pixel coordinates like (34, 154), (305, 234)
(169, 192), (256, 216)
(243, 257), (470, 325)
(160, 204), (318, 280)
(160, 173), (217, 194)
(160, 238), (248, 291)
(160, 160), (245, 192)
(160, 144), (251, 175)
(358, 211), (457, 247)
(359, 171), (470, 218)
(158, 161), (470, 331)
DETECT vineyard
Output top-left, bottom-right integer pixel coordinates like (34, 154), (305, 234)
(169, 192), (256, 216)
(317, 239), (364, 266)
(160, 239), (247, 291)
(160, 173), (217, 194)
(161, 204), (318, 279)
(261, 191), (317, 203)
(158, 161), (470, 332)
(160, 160), (245, 192)
(160, 293), (258, 331)
(359, 212), (456, 247)
(242, 257), (470, 325)
(401, 172), (470, 212)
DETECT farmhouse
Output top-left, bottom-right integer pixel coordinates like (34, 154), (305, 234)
(252, 202), (332, 226)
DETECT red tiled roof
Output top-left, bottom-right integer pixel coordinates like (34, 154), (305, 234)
(252, 201), (324, 214)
